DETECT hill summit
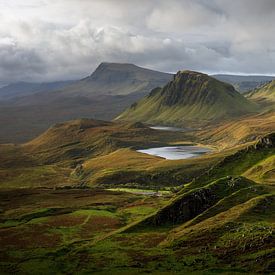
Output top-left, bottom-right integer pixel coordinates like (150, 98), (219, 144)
(61, 62), (172, 97)
(116, 70), (258, 126)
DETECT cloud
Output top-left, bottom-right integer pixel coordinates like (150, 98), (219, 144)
(0, 0), (274, 82)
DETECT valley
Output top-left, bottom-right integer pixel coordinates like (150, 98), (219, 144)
(1, 1), (275, 274)
(0, 65), (274, 274)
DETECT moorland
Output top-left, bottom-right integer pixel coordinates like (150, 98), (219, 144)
(0, 64), (274, 274)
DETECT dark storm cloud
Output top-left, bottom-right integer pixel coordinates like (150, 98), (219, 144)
(0, 0), (274, 82)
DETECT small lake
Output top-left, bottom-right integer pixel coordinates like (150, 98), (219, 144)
(150, 125), (187, 132)
(137, 146), (211, 160)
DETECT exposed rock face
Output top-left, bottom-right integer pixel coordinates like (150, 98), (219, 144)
(134, 177), (252, 228)
(159, 71), (235, 107)
(255, 132), (275, 149)
(146, 188), (215, 226)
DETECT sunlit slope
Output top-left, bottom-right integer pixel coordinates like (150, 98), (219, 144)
(0, 119), (192, 188)
(117, 70), (258, 127)
(246, 80), (275, 108)
(126, 132), (274, 231)
(197, 111), (275, 148)
(183, 132), (275, 191)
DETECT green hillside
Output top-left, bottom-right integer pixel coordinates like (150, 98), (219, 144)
(117, 70), (258, 127)
(0, 115), (274, 273)
(246, 80), (275, 108)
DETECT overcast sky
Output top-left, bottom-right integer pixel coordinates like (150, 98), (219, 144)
(0, 0), (275, 82)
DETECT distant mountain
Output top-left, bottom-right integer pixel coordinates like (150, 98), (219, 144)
(0, 81), (8, 89)
(10, 63), (172, 106)
(0, 63), (172, 143)
(117, 70), (258, 127)
(15, 62), (172, 105)
(212, 74), (275, 93)
(246, 80), (275, 106)
(0, 80), (75, 101)
(58, 62), (172, 97)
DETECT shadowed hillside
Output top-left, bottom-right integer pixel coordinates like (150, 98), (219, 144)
(0, 80), (75, 101)
(0, 63), (172, 143)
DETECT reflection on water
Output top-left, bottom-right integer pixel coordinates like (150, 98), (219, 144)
(150, 126), (187, 132)
(137, 146), (211, 160)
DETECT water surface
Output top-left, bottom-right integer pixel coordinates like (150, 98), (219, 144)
(137, 146), (211, 160)
(150, 125), (187, 132)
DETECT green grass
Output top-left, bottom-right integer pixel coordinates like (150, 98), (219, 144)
(181, 146), (275, 193)
(0, 165), (75, 188)
(0, 116), (274, 274)
(72, 209), (116, 218)
(117, 70), (258, 127)
(107, 187), (171, 195)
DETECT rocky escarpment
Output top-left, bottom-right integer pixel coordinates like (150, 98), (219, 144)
(254, 132), (275, 149)
(130, 177), (253, 229)
(212, 132), (275, 169)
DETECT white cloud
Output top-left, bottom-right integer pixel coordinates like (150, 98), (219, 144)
(0, 0), (274, 82)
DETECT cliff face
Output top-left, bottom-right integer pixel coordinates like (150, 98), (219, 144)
(133, 177), (253, 228)
(255, 132), (275, 149)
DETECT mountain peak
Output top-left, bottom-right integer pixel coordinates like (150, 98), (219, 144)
(90, 62), (141, 77)
(96, 61), (137, 69)
(174, 70), (217, 83)
(85, 62), (172, 88)
(158, 70), (235, 107)
(117, 69), (258, 126)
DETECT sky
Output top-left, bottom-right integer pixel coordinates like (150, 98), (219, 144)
(0, 0), (275, 83)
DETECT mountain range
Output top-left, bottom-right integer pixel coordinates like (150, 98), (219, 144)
(0, 80), (75, 101)
(1, 63), (274, 144)
(212, 74), (275, 93)
(0, 63), (172, 143)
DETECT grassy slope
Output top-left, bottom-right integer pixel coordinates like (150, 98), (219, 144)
(1, 115), (273, 189)
(0, 127), (274, 272)
(246, 80), (275, 108)
(117, 71), (258, 127)
(243, 155), (275, 184)
(81, 147), (228, 187)
(88, 133), (273, 273)
(180, 133), (275, 193)
(1, 119), (206, 189)
(196, 111), (275, 148)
